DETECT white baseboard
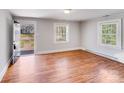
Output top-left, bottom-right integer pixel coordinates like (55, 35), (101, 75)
(36, 47), (119, 63)
(36, 47), (82, 54)
(0, 55), (13, 81)
(80, 47), (123, 63)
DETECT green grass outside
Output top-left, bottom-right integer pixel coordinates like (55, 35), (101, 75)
(20, 34), (34, 49)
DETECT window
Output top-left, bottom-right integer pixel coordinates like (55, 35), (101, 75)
(101, 24), (116, 45)
(98, 19), (121, 49)
(54, 23), (69, 43)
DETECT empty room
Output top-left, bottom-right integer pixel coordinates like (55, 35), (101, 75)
(1, 9), (124, 83)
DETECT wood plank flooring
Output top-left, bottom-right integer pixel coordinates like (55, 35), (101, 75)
(1, 50), (124, 83)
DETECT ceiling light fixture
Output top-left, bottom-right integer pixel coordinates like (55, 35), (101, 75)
(64, 9), (71, 14)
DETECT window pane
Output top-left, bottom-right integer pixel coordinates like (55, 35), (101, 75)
(55, 25), (68, 42)
(101, 23), (117, 45)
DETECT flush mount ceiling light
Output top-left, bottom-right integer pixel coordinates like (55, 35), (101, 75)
(64, 9), (71, 14)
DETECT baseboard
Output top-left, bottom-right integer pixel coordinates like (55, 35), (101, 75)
(81, 47), (123, 63)
(36, 47), (82, 54)
(0, 55), (13, 82)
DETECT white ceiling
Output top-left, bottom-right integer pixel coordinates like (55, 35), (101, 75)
(9, 9), (124, 21)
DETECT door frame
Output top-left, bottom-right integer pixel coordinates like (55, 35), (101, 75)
(17, 20), (37, 54)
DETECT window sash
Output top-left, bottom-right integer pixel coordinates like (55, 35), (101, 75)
(54, 24), (69, 43)
(97, 19), (121, 49)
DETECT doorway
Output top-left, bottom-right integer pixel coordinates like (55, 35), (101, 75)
(20, 23), (35, 55)
(13, 20), (36, 57)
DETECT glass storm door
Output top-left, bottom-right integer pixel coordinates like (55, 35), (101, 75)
(13, 23), (21, 56)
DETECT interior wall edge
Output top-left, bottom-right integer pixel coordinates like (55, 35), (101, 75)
(36, 47), (82, 54)
(80, 47), (124, 64)
(0, 55), (13, 81)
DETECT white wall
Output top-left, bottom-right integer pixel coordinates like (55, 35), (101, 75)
(36, 19), (81, 53)
(14, 13), (124, 62)
(80, 13), (124, 61)
(0, 10), (13, 80)
(15, 17), (81, 54)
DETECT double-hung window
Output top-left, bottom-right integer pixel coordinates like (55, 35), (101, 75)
(98, 19), (121, 49)
(54, 23), (69, 43)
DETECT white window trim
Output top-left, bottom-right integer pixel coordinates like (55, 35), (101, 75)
(97, 19), (121, 50)
(54, 23), (69, 43)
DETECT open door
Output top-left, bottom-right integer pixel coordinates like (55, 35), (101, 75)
(13, 21), (21, 63)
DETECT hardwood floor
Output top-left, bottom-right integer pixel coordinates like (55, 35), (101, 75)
(1, 50), (124, 83)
